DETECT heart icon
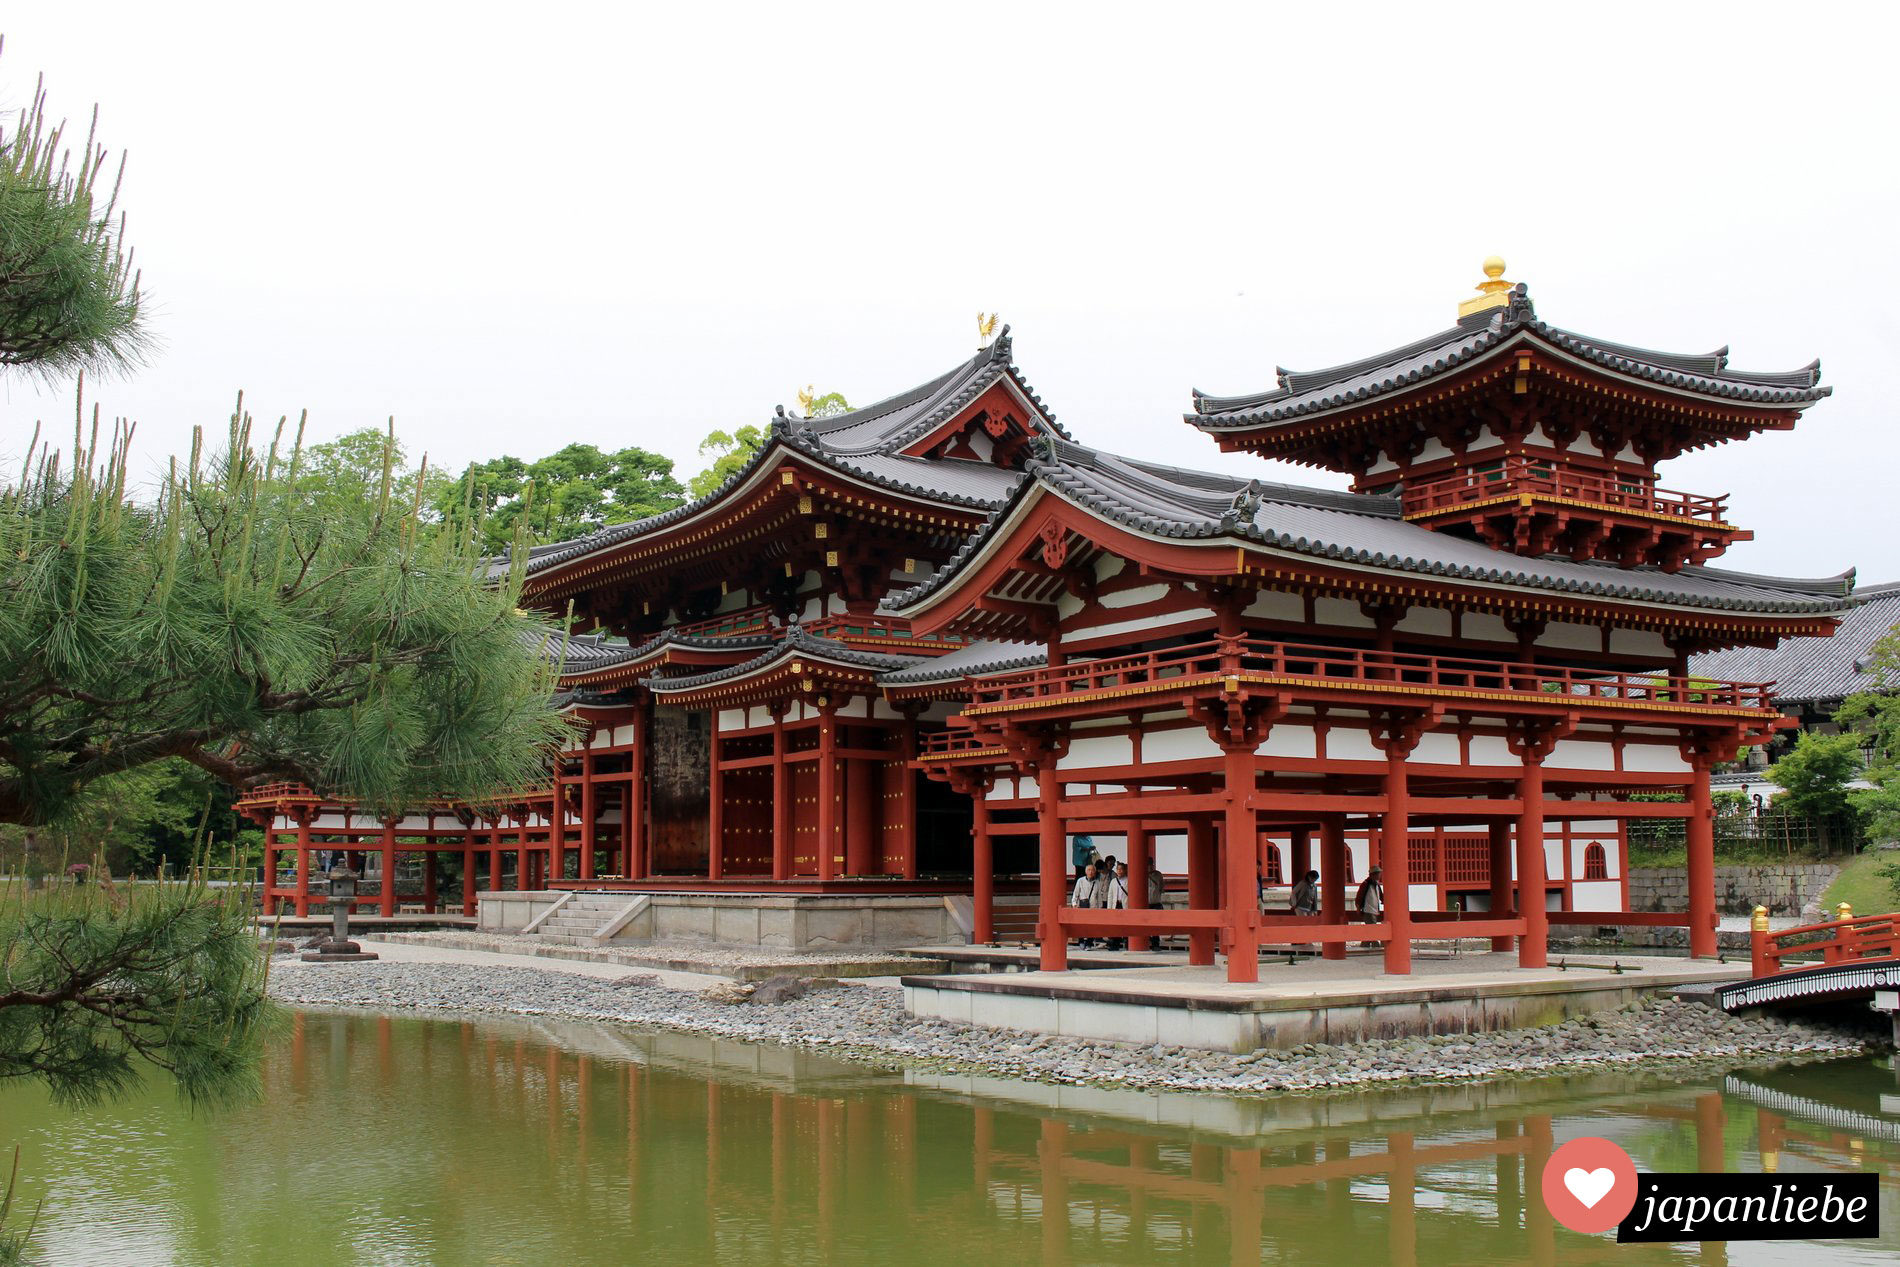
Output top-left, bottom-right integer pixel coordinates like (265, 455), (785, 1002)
(1564, 1166), (1616, 1209)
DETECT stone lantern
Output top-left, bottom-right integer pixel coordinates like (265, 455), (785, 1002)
(300, 863), (380, 962)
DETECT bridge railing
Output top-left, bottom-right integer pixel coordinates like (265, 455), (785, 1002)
(1751, 911), (1900, 978)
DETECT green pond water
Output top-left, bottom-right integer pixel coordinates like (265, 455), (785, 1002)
(2, 1010), (1898, 1265)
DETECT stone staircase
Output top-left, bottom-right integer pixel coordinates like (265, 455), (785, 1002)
(530, 891), (647, 946)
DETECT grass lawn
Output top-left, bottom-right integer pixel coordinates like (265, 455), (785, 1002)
(1821, 848), (1898, 916)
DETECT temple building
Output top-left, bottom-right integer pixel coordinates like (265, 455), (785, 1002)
(242, 262), (1857, 982)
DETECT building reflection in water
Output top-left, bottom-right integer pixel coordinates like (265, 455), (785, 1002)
(271, 1012), (1899, 1266)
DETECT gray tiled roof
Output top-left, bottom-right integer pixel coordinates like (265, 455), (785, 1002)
(556, 628), (778, 678)
(876, 638), (1045, 686)
(1692, 582), (1900, 704)
(519, 331), (1050, 580)
(1190, 287), (1830, 430)
(647, 628), (924, 694)
(884, 439), (1857, 618)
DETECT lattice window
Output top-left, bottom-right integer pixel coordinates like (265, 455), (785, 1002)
(1443, 836), (1491, 884)
(1263, 845), (1284, 885)
(1408, 836), (1438, 883)
(1583, 842), (1608, 880)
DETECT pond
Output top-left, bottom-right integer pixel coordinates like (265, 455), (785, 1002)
(2, 1011), (1897, 1265)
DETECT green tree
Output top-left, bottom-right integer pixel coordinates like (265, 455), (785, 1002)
(0, 396), (577, 833)
(688, 424), (766, 499)
(1841, 622), (1900, 844)
(449, 442), (685, 554)
(686, 388), (850, 499)
(1764, 731), (1865, 820)
(0, 45), (146, 379)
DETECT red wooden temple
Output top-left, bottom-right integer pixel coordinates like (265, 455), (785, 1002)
(240, 261), (1858, 980)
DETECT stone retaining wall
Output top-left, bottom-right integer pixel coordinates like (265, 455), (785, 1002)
(477, 890), (956, 949)
(1628, 864), (1840, 919)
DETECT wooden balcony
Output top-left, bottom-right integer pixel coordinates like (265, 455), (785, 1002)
(797, 613), (967, 654)
(953, 637), (1774, 721)
(1402, 460), (1731, 525)
(666, 606), (777, 639)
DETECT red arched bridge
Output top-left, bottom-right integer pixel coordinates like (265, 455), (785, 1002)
(1718, 911), (1900, 1021)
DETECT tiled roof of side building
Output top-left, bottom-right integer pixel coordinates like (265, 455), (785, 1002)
(1691, 581), (1900, 704)
(555, 628), (779, 678)
(513, 331), (1049, 579)
(884, 439), (1858, 617)
(1189, 286), (1829, 430)
(876, 638), (1046, 686)
(646, 628), (925, 694)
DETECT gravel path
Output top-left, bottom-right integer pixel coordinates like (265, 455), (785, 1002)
(266, 956), (1875, 1095)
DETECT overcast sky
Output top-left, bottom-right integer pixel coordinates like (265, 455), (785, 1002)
(4, 3), (1895, 582)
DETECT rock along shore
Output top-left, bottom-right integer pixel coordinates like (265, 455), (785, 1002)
(266, 957), (1876, 1096)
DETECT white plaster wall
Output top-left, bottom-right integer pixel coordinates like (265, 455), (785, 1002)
(1059, 734), (1136, 770)
(1414, 437), (1451, 464)
(1549, 740), (1617, 772)
(1324, 728), (1382, 762)
(1154, 832), (1187, 875)
(1609, 628), (1671, 659)
(1409, 731), (1462, 766)
(1537, 621), (1600, 653)
(1462, 612), (1513, 645)
(1622, 744), (1690, 773)
(1570, 838), (1618, 879)
(836, 698), (869, 719)
(1571, 880), (1622, 909)
(1257, 724), (1317, 759)
(1056, 592), (1085, 620)
(718, 709), (747, 732)
(1408, 884), (1438, 911)
(1063, 608), (1207, 644)
(1468, 735), (1515, 766)
(1314, 597), (1375, 630)
(1143, 727), (1224, 763)
(1395, 606), (1453, 638)
(1100, 583), (1171, 610)
(1244, 588), (1304, 622)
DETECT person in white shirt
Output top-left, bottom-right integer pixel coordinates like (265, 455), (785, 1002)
(1071, 863), (1098, 948)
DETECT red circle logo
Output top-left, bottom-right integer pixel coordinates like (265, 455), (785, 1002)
(1540, 1136), (1639, 1234)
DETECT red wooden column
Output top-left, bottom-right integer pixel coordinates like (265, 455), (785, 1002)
(816, 702), (839, 882)
(898, 718), (919, 880)
(845, 726), (878, 876)
(486, 819), (502, 893)
(423, 852), (438, 912)
(1381, 746), (1414, 975)
(1187, 818), (1218, 966)
(1127, 820), (1153, 952)
(1223, 744), (1260, 983)
(1289, 827), (1311, 884)
(770, 708), (792, 881)
(293, 811), (314, 917)
(462, 839), (477, 915)
(379, 817), (397, 917)
(1036, 755), (1068, 972)
(1320, 814), (1347, 961)
(630, 704), (649, 878)
(1686, 750), (1719, 958)
(1516, 757), (1549, 968)
(549, 762), (567, 885)
(707, 726), (725, 881)
(971, 781), (994, 944)
(579, 749), (597, 881)
(1487, 820), (1514, 952)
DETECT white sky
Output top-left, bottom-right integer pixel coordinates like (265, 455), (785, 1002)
(3, 3), (1895, 581)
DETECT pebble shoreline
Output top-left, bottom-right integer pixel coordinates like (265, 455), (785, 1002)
(266, 958), (1876, 1095)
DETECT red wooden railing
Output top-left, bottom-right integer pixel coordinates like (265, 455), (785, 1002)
(666, 607), (777, 639)
(234, 781), (322, 807)
(963, 637), (1774, 713)
(798, 613), (966, 649)
(1403, 459), (1730, 524)
(1751, 912), (1900, 978)
(917, 728), (1007, 760)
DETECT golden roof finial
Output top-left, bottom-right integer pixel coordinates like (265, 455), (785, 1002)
(977, 312), (999, 346)
(1458, 256), (1513, 319)
(797, 385), (817, 417)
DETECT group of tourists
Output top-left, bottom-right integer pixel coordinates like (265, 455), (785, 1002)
(1066, 830), (1391, 957)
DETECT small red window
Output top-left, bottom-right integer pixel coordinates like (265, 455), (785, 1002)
(1583, 842), (1608, 880)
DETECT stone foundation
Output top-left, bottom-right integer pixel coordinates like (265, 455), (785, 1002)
(477, 890), (956, 950)
(1627, 864), (1840, 919)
